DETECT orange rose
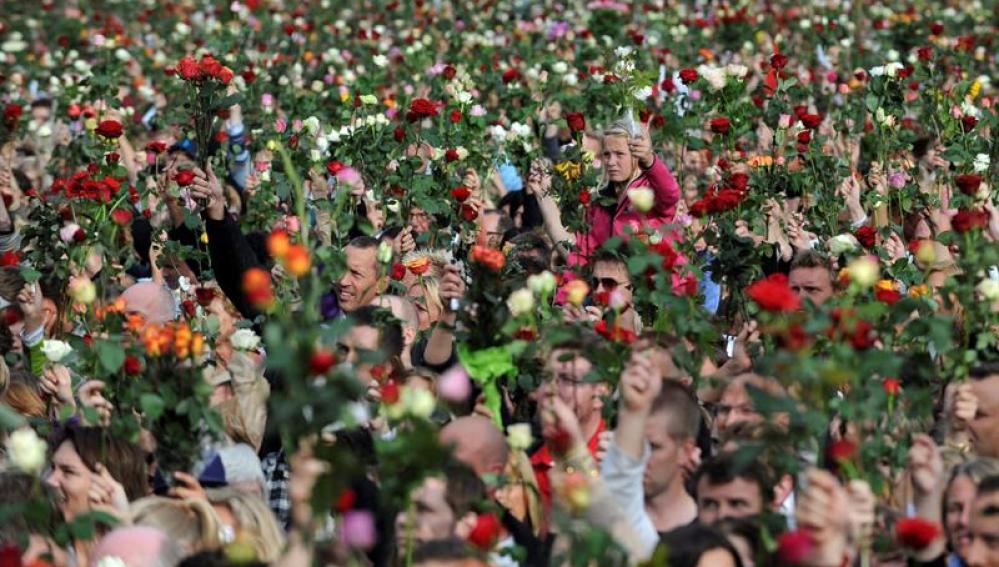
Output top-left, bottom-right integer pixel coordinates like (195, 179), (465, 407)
(405, 257), (431, 276)
(284, 244), (311, 278)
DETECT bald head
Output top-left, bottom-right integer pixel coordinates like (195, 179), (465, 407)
(122, 282), (175, 325)
(440, 416), (510, 476)
(91, 526), (182, 567)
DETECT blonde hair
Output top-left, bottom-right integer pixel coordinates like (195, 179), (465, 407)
(129, 496), (224, 554)
(205, 487), (286, 562)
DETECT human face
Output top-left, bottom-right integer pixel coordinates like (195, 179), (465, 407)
(696, 476), (764, 525)
(643, 412), (686, 499)
(45, 441), (93, 521)
(544, 349), (602, 426)
(603, 135), (635, 184)
(965, 490), (999, 567)
(789, 266), (834, 307)
(337, 245), (381, 313)
(395, 477), (455, 545)
(407, 282), (442, 331)
(969, 376), (999, 458)
(592, 261), (632, 310)
(338, 324), (382, 385)
(713, 383), (762, 441)
(697, 548), (738, 567)
(479, 212), (504, 249)
(947, 474), (978, 558)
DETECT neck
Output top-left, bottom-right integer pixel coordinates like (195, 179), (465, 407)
(646, 478), (697, 532)
(580, 414), (603, 442)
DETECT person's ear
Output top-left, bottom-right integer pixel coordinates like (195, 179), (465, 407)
(42, 298), (58, 333)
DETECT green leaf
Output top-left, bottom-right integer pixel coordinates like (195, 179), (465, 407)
(140, 393), (166, 421)
(19, 267), (41, 283)
(96, 341), (125, 373)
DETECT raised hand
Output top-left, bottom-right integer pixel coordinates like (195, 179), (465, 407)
(78, 380), (113, 426)
(619, 352), (661, 415)
(908, 434), (944, 499)
(188, 165), (226, 221)
(16, 282), (45, 336)
(89, 463), (130, 515)
(168, 471), (208, 501)
(628, 126), (654, 169)
(439, 265), (466, 310)
(40, 364), (75, 411)
(796, 469), (851, 567)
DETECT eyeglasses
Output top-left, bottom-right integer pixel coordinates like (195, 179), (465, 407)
(592, 277), (630, 291)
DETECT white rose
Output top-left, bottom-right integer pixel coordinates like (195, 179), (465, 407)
(510, 122), (531, 139)
(614, 46), (634, 58)
(230, 328), (261, 351)
(96, 557), (128, 567)
(507, 423), (533, 451)
(489, 125), (508, 143)
(846, 256), (880, 288)
(527, 271), (557, 297)
(376, 240), (393, 264)
(628, 187), (655, 213)
(633, 86), (653, 100)
(973, 153), (990, 173)
(563, 73), (578, 86)
(6, 428), (47, 474)
(302, 116), (321, 136)
(36, 123), (52, 138)
(41, 340), (73, 363)
(552, 61), (568, 74)
(507, 289), (536, 317)
(978, 279), (999, 301)
(827, 234), (860, 256)
(725, 64), (748, 78)
(115, 48), (131, 62)
(372, 54), (389, 68)
(697, 64), (727, 90)
(402, 387), (436, 419)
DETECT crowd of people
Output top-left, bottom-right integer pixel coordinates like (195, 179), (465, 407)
(0, 0), (997, 566)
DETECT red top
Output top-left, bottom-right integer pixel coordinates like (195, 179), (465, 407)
(568, 156), (681, 266)
(530, 419), (606, 510)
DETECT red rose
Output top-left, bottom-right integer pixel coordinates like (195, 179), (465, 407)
(0, 250), (20, 267)
(854, 225), (877, 248)
(326, 160), (345, 176)
(800, 113), (822, 129)
(309, 349), (337, 375)
(449, 109), (462, 123)
(195, 287), (216, 306)
(2, 306), (22, 326)
(501, 68), (519, 84)
(594, 319), (637, 343)
(961, 115), (978, 132)
(390, 262), (406, 281)
(177, 56), (201, 80)
(111, 208), (133, 226)
(917, 46), (933, 62)
(954, 174), (982, 195)
(73, 228), (86, 242)
(442, 65), (457, 80)
(124, 355), (143, 376)
(770, 52), (789, 71)
(335, 489), (356, 513)
(952, 209), (989, 233)
(444, 148), (459, 162)
(174, 170), (196, 187)
(883, 378), (901, 396)
(181, 299), (196, 318)
(896, 517), (941, 550)
(217, 67), (235, 85)
(470, 245), (505, 272)
(3, 103), (22, 127)
(709, 117), (731, 135)
(450, 186), (471, 202)
(929, 21), (944, 35)
(241, 69), (257, 84)
(461, 203), (479, 222)
(380, 380), (400, 404)
(849, 320), (877, 350)
(393, 126), (405, 142)
(797, 130), (812, 144)
(712, 188), (745, 212)
(565, 112), (586, 133)
(728, 172), (749, 191)
(467, 513), (502, 551)
(578, 189), (591, 206)
(827, 439), (857, 462)
(776, 530), (814, 565)
(747, 273), (801, 312)
(145, 140), (167, 154)
(199, 55), (224, 79)
(875, 287), (902, 305)
(407, 98), (438, 122)
(678, 68), (698, 84)
(95, 119), (124, 139)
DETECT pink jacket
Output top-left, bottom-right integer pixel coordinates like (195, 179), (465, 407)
(569, 156), (681, 266)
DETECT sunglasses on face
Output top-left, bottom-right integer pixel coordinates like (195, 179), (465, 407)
(592, 277), (630, 291)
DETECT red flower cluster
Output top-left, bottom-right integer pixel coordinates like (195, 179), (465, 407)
(776, 530), (814, 564)
(406, 98), (438, 122)
(174, 54), (234, 84)
(709, 116), (731, 134)
(689, 181), (747, 217)
(95, 119), (124, 139)
(679, 68), (698, 84)
(471, 245), (505, 272)
(450, 186), (471, 202)
(747, 273), (801, 312)
(954, 174), (982, 195)
(50, 171), (125, 202)
(2, 103), (22, 128)
(565, 112), (586, 133)
(827, 309), (877, 349)
(467, 513), (502, 551)
(854, 225), (877, 248)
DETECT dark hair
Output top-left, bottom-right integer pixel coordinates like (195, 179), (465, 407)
(717, 517), (769, 567)
(442, 461), (486, 520)
(693, 452), (771, 504)
(592, 249), (627, 269)
(650, 381), (701, 441)
(351, 305), (404, 360)
(970, 362), (999, 381)
(507, 231), (552, 275)
(497, 190), (543, 231)
(0, 471), (59, 546)
(978, 475), (999, 499)
(657, 523), (744, 567)
(411, 538), (487, 565)
(51, 426), (149, 501)
(179, 550), (267, 567)
(348, 235), (381, 250)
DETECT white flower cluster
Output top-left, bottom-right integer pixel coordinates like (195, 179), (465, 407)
(869, 62), (905, 78)
(695, 63), (747, 91)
